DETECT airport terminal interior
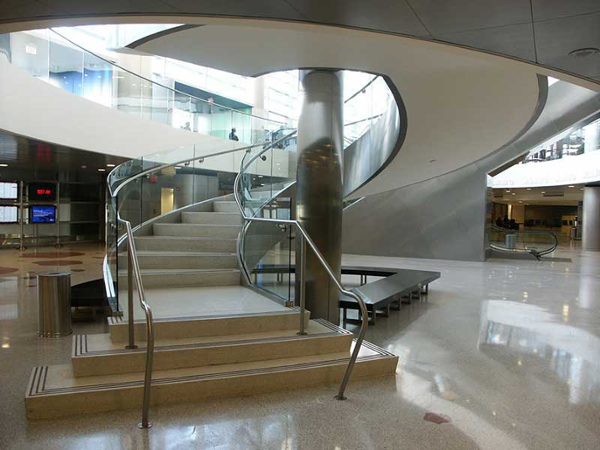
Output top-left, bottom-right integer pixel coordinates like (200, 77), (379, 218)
(0, 3), (599, 449)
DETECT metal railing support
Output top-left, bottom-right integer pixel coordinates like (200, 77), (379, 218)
(298, 233), (307, 336)
(126, 244), (137, 350)
(119, 219), (154, 429)
(233, 155), (369, 400)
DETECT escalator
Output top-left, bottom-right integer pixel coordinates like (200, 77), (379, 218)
(489, 225), (558, 259)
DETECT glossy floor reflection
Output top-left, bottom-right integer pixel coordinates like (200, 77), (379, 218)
(1, 243), (599, 449)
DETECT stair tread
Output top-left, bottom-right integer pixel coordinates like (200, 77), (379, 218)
(136, 236), (236, 241)
(29, 340), (395, 396)
(183, 212), (240, 215)
(118, 268), (239, 275)
(155, 223), (240, 227)
(118, 251), (235, 257)
(76, 319), (348, 356)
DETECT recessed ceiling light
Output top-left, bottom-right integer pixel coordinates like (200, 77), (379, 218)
(568, 185), (575, 188)
(512, 193), (516, 195)
(519, 200), (523, 203)
(541, 191), (546, 194)
(580, 188), (584, 191)
(568, 47), (600, 58)
(0, 163), (8, 167)
(97, 168), (106, 172)
(106, 163), (116, 168)
(81, 165), (87, 169)
(526, 188), (532, 191)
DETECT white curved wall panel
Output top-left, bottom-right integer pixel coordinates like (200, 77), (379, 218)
(134, 21), (542, 196)
(0, 55), (245, 159)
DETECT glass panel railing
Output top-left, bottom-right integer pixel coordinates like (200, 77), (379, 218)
(241, 194), (294, 303)
(238, 128), (297, 217)
(236, 130), (297, 304)
(489, 225), (558, 258)
(343, 75), (393, 149)
(2, 28), (285, 145)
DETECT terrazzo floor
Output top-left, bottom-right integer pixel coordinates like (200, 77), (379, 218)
(0, 242), (598, 449)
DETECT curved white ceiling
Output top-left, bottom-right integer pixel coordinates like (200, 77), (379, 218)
(132, 19), (543, 197)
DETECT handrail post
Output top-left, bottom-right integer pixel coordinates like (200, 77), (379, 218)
(138, 306), (154, 430)
(126, 241), (137, 350)
(336, 291), (369, 401)
(298, 231), (307, 336)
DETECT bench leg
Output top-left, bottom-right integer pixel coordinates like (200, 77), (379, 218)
(370, 307), (376, 325)
(392, 299), (401, 310)
(380, 303), (391, 318)
(343, 307), (347, 323)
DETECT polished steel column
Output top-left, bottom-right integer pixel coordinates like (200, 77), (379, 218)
(296, 70), (343, 324)
(583, 186), (600, 251)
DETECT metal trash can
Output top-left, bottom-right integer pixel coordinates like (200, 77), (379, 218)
(505, 234), (517, 249)
(38, 272), (72, 338)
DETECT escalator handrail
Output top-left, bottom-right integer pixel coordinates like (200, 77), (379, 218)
(489, 225), (558, 257)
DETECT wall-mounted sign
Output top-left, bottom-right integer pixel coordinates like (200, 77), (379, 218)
(28, 183), (56, 202)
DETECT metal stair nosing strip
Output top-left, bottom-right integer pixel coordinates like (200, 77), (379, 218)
(29, 339), (396, 398)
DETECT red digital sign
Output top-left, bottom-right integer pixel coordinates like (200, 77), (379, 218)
(29, 183), (57, 202)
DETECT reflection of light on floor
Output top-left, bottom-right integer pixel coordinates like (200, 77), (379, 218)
(480, 300), (600, 405)
(0, 304), (18, 320)
(398, 371), (528, 450)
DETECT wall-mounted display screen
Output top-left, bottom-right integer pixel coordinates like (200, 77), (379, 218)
(0, 182), (18, 200)
(30, 205), (56, 223)
(0, 206), (18, 223)
(28, 183), (56, 202)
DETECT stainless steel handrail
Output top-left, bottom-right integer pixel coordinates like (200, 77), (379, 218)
(234, 143), (369, 400)
(489, 225), (558, 259)
(117, 212), (155, 429)
(108, 130), (298, 198)
(48, 29), (285, 125)
(344, 75), (379, 103)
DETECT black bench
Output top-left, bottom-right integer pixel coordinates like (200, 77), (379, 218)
(252, 264), (441, 325)
(339, 269), (441, 325)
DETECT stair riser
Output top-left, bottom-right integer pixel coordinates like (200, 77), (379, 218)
(110, 311), (310, 343)
(135, 238), (236, 253)
(118, 254), (237, 270)
(214, 202), (239, 213)
(73, 334), (352, 377)
(182, 213), (241, 225)
(117, 270), (240, 290)
(26, 357), (398, 419)
(153, 224), (240, 238)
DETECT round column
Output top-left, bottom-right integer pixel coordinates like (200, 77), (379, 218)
(583, 186), (600, 251)
(296, 70), (344, 324)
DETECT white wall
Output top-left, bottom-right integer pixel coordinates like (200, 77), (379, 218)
(491, 151), (600, 189)
(0, 54), (247, 160)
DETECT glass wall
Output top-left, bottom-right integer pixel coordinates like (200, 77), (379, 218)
(524, 117), (600, 164)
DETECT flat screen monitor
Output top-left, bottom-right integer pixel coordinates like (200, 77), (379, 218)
(0, 206), (18, 223)
(29, 183), (57, 202)
(0, 182), (18, 200)
(30, 205), (56, 224)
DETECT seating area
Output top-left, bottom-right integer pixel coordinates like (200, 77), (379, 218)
(340, 267), (441, 325)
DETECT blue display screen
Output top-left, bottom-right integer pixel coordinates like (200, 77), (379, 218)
(30, 206), (56, 224)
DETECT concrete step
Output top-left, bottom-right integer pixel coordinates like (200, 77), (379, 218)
(135, 236), (236, 253)
(153, 223), (240, 238)
(107, 308), (311, 343)
(182, 212), (241, 225)
(118, 268), (240, 289)
(213, 201), (239, 213)
(26, 340), (398, 419)
(118, 251), (237, 270)
(72, 319), (351, 377)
